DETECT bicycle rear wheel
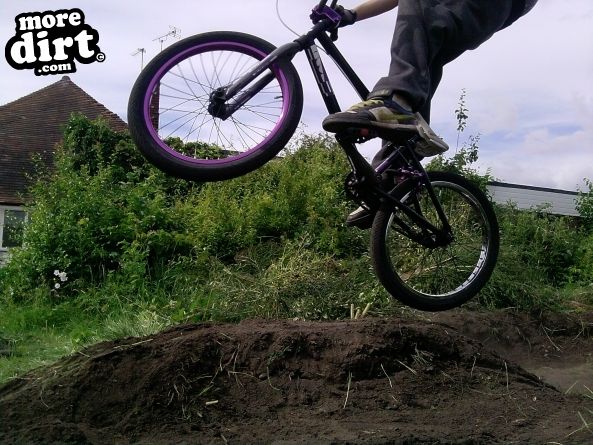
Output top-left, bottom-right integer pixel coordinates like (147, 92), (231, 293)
(128, 31), (303, 181)
(371, 171), (499, 311)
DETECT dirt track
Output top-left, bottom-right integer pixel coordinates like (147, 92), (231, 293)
(1, 310), (592, 444)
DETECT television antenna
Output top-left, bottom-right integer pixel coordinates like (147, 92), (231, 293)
(153, 26), (181, 52)
(131, 48), (146, 70)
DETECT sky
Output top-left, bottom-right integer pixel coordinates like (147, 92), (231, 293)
(1, 0), (592, 191)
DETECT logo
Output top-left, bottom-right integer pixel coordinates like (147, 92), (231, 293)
(5, 9), (105, 76)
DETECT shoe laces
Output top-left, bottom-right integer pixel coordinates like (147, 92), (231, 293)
(348, 99), (385, 111)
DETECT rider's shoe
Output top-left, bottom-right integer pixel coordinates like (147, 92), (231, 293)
(346, 206), (374, 229)
(414, 113), (449, 157)
(322, 96), (448, 157)
(323, 96), (417, 133)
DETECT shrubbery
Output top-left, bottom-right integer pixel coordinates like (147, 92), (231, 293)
(1, 113), (593, 382)
(1, 115), (592, 323)
(0, 116), (373, 319)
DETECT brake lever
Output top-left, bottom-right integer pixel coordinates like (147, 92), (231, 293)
(310, 5), (342, 26)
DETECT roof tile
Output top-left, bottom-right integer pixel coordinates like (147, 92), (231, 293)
(0, 76), (127, 205)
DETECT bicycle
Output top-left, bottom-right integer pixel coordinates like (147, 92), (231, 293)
(127, 0), (500, 311)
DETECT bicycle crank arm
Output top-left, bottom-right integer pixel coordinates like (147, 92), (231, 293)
(336, 133), (379, 186)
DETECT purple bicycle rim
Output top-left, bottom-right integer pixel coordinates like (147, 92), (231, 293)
(143, 41), (291, 166)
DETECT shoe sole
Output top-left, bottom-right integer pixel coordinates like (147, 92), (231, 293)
(346, 213), (374, 229)
(414, 113), (449, 156)
(323, 113), (449, 157)
(345, 207), (375, 229)
(323, 114), (417, 134)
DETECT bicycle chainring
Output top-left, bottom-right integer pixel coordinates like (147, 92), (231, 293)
(344, 172), (379, 211)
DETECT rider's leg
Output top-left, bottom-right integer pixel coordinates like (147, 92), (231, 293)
(343, 0), (516, 229)
(324, 0), (515, 155)
(371, 0), (514, 111)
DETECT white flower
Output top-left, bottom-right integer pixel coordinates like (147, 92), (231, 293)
(54, 270), (60, 276)
(54, 283), (61, 289)
(58, 272), (68, 282)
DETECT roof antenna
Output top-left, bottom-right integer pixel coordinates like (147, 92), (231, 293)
(153, 26), (181, 52)
(131, 48), (146, 71)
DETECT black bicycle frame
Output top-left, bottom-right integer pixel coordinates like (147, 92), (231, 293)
(301, 22), (452, 243)
(219, 12), (452, 243)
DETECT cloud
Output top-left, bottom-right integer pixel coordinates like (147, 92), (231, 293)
(1, 0), (591, 191)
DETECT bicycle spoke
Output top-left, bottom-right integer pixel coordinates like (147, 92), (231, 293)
(167, 69), (211, 95)
(230, 117), (260, 148)
(385, 180), (492, 297)
(229, 117), (252, 149)
(143, 42), (289, 162)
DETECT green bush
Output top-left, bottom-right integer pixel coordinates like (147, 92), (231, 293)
(479, 205), (589, 310)
(0, 118), (367, 309)
(180, 133), (366, 259)
(1, 114), (592, 320)
(577, 178), (593, 227)
(1, 117), (192, 303)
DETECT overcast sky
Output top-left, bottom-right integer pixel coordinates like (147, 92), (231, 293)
(1, 1), (592, 191)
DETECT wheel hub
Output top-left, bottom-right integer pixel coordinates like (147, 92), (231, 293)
(208, 88), (228, 119)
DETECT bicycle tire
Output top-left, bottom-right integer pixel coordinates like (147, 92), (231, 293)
(128, 31), (303, 181)
(371, 171), (499, 311)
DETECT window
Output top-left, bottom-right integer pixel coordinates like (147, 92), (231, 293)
(0, 206), (27, 250)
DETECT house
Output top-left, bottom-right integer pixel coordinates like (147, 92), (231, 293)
(0, 75), (126, 263)
(487, 181), (580, 217)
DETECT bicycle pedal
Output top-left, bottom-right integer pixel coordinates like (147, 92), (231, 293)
(339, 127), (377, 143)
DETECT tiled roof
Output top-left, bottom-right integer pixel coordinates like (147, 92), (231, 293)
(0, 76), (127, 205)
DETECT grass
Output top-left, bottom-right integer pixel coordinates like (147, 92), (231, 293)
(0, 241), (401, 385)
(0, 330), (75, 383)
(1, 238), (592, 386)
(2, 119), (592, 387)
(0, 298), (174, 384)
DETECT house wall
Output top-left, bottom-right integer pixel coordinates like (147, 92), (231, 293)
(487, 182), (580, 216)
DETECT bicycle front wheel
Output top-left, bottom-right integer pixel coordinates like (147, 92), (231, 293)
(128, 31), (303, 181)
(371, 171), (499, 311)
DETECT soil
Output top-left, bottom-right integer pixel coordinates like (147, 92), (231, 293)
(1, 309), (593, 444)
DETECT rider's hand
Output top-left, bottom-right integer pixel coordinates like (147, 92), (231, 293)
(335, 5), (357, 27)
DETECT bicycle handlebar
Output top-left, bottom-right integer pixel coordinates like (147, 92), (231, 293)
(317, 0), (338, 10)
(311, 0), (343, 41)
(312, 2), (342, 24)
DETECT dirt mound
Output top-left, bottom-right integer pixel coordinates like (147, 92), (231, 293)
(1, 312), (592, 444)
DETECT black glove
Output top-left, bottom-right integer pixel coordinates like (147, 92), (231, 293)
(335, 5), (357, 27)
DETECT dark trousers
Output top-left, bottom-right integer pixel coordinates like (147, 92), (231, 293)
(371, 0), (519, 167)
(373, 0), (517, 122)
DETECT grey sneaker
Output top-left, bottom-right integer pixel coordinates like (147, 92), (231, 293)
(346, 206), (374, 229)
(323, 98), (448, 157)
(414, 112), (449, 157)
(322, 97), (418, 134)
